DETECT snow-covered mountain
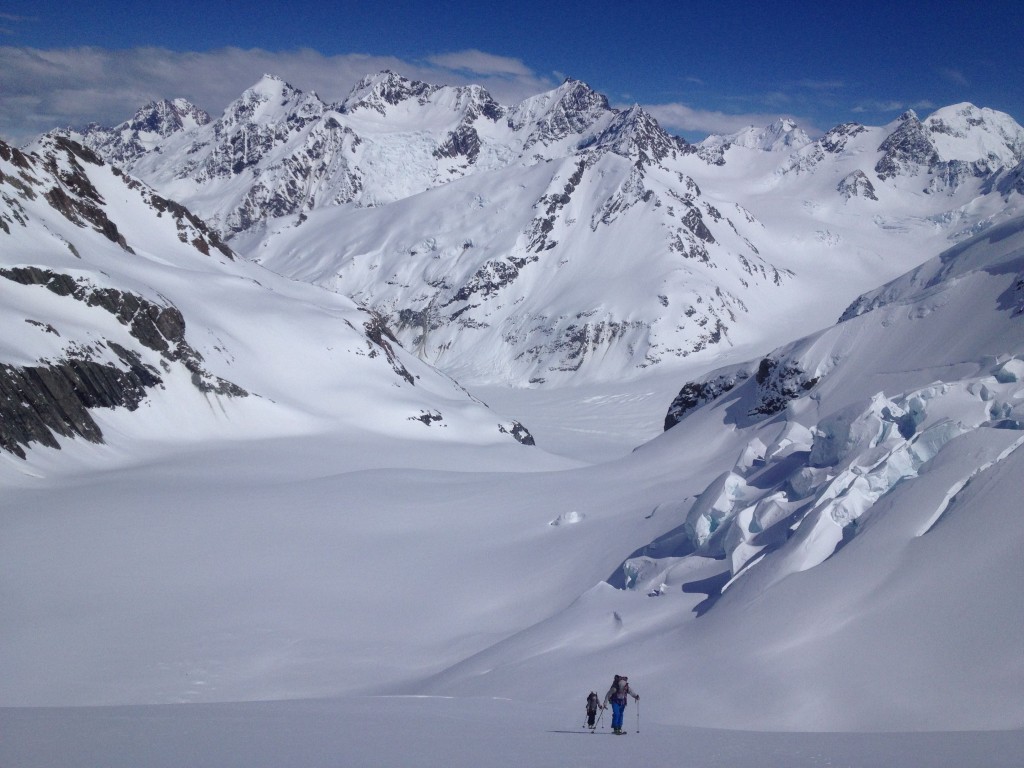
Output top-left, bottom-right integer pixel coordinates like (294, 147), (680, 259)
(4, 73), (1024, 759)
(46, 73), (1024, 386)
(51, 73), (770, 384)
(0, 134), (536, 459)
(698, 116), (813, 155)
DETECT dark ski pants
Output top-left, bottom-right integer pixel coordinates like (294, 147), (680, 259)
(611, 700), (625, 730)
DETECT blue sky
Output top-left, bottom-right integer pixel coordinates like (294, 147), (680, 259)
(2, 0), (1022, 145)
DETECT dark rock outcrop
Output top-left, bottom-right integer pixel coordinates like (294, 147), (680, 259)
(0, 356), (158, 459)
(875, 111), (939, 180)
(664, 370), (749, 430)
(499, 420), (535, 446)
(748, 357), (819, 417)
(359, 309), (416, 386)
(0, 267), (247, 458)
(837, 170), (878, 200)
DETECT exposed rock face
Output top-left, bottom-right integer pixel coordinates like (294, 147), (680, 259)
(498, 420), (536, 446)
(664, 370), (750, 430)
(0, 266), (247, 458)
(358, 309), (416, 386)
(343, 70), (447, 114)
(875, 111), (939, 180)
(41, 137), (134, 251)
(820, 122), (868, 154)
(434, 123), (483, 164)
(837, 170), (878, 200)
(590, 104), (689, 165)
(25, 75), (785, 385)
(3, 130), (539, 458)
(0, 356), (158, 458)
(512, 79), (611, 151)
(748, 356), (819, 417)
(996, 159), (1024, 198)
(663, 354), (820, 430)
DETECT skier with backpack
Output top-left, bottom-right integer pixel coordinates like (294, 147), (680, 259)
(603, 674), (639, 734)
(585, 691), (603, 729)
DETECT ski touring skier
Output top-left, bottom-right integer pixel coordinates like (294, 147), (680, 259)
(603, 674), (638, 734)
(585, 691), (603, 729)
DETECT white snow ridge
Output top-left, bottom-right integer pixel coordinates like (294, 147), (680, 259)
(3, 73), (1024, 767)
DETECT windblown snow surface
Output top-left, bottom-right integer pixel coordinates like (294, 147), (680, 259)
(3, 145), (1024, 764)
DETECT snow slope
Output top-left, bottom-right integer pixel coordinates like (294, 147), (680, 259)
(423, 216), (1024, 731)
(3, 697), (1022, 768)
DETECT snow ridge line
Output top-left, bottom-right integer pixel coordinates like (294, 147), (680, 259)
(917, 432), (1024, 536)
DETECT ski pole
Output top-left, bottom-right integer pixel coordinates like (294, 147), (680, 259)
(594, 706), (605, 733)
(636, 699), (640, 733)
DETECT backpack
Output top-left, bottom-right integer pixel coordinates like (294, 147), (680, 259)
(609, 676), (628, 702)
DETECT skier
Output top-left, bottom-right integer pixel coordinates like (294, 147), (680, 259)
(585, 691), (603, 729)
(603, 674), (639, 734)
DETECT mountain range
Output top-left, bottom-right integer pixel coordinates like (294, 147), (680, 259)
(46, 71), (1024, 385)
(2, 71), (1024, 748)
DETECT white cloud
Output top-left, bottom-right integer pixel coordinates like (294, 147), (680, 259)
(851, 99), (909, 114)
(644, 102), (808, 138)
(938, 67), (970, 86)
(792, 79), (845, 91)
(0, 46), (558, 146)
(426, 49), (532, 77)
(851, 99), (937, 116)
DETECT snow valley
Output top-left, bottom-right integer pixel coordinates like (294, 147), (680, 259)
(1, 72), (1023, 766)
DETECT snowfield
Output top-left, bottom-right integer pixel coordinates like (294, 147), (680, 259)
(3, 697), (1023, 768)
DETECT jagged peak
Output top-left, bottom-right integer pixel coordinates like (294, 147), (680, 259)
(128, 98), (211, 134)
(617, 103), (655, 122)
(507, 77), (612, 139)
(239, 73), (304, 103)
(704, 117), (811, 152)
(815, 121), (868, 154)
(552, 77), (610, 111)
(338, 71), (502, 123)
(590, 103), (685, 161)
(341, 70), (440, 113)
(214, 74), (323, 132)
(349, 69), (410, 92)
